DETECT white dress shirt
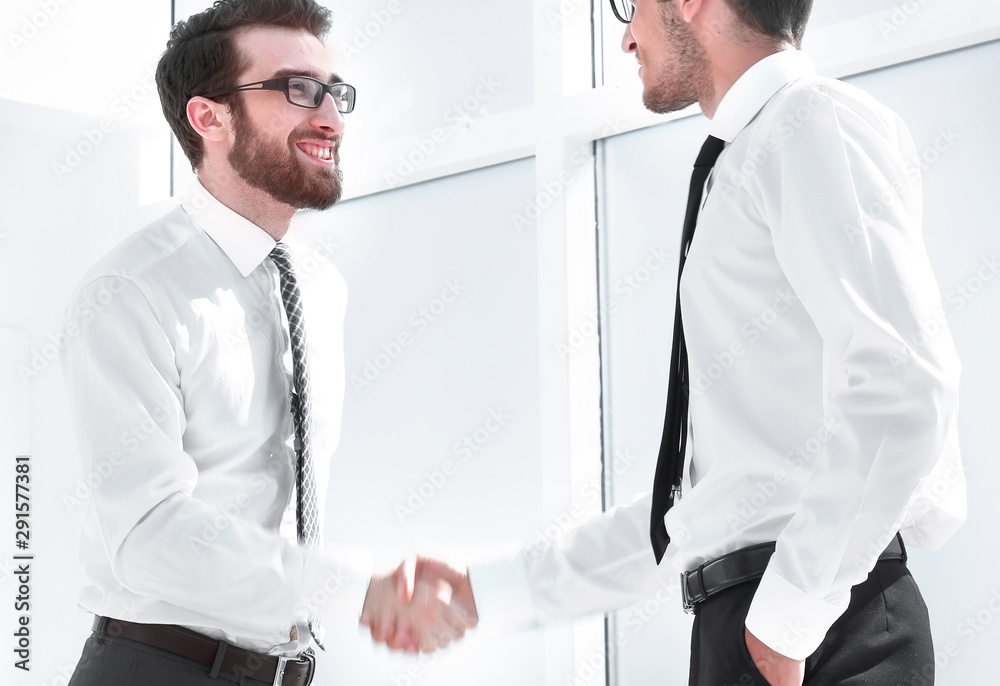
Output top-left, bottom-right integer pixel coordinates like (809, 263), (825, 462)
(61, 181), (371, 655)
(469, 50), (965, 660)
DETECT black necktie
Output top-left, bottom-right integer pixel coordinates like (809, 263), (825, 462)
(650, 135), (726, 563)
(269, 243), (320, 548)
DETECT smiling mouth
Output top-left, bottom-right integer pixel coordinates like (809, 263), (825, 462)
(296, 142), (336, 162)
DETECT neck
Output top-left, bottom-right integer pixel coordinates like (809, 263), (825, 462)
(700, 42), (791, 119)
(197, 164), (296, 242)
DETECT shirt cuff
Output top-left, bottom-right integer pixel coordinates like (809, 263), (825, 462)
(745, 566), (848, 660)
(467, 555), (538, 633)
(303, 549), (373, 643)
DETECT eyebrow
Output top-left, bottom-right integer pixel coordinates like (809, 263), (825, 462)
(270, 67), (343, 84)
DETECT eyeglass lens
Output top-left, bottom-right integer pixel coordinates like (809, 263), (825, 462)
(611, 0), (635, 22)
(287, 77), (354, 112)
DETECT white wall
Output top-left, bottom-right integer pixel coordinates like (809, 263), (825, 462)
(0, 91), (178, 685)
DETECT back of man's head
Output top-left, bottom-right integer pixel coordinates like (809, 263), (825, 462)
(155, 0), (333, 171)
(722, 0), (813, 48)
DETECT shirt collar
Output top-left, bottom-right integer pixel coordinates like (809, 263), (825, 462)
(181, 179), (279, 278)
(709, 50), (816, 143)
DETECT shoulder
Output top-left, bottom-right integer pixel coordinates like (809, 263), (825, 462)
(67, 204), (222, 326)
(752, 75), (911, 151)
(76, 204), (207, 288)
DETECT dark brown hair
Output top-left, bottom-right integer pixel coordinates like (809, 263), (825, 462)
(724, 0), (813, 48)
(155, 0), (333, 170)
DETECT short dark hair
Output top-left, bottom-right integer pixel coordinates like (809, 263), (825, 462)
(155, 0), (333, 170)
(724, 0), (813, 48)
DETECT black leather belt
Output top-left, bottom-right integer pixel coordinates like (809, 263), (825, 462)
(92, 616), (315, 686)
(680, 533), (907, 614)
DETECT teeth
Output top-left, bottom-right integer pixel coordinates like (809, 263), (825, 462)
(302, 144), (332, 161)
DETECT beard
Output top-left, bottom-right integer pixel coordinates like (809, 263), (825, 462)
(227, 101), (343, 211)
(641, 5), (711, 114)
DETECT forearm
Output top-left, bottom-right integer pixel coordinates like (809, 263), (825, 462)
(470, 492), (678, 631)
(112, 492), (371, 640)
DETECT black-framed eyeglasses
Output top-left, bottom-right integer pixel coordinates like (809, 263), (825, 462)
(200, 76), (356, 113)
(609, 0), (635, 24)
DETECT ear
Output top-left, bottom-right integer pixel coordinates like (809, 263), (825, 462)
(679, 0), (704, 23)
(186, 96), (232, 143)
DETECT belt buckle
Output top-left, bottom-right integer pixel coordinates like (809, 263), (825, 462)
(302, 650), (316, 685)
(681, 567), (707, 615)
(272, 656), (290, 686)
(681, 573), (695, 614)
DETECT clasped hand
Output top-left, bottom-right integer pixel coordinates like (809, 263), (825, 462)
(361, 556), (478, 653)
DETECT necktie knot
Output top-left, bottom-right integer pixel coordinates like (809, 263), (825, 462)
(694, 135), (726, 169)
(270, 242), (295, 275)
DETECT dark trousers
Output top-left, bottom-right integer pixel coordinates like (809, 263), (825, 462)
(67, 633), (275, 686)
(689, 560), (935, 686)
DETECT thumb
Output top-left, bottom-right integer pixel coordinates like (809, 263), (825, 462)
(397, 557), (416, 604)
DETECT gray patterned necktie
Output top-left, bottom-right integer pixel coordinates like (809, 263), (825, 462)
(269, 242), (320, 548)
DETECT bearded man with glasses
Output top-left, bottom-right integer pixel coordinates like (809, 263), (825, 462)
(61, 2), (473, 685)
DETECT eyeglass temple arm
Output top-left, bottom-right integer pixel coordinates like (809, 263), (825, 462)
(200, 80), (277, 99)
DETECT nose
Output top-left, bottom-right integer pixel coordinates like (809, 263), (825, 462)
(621, 24), (637, 53)
(309, 92), (347, 135)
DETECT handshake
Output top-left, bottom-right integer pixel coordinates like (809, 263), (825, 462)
(360, 556), (479, 653)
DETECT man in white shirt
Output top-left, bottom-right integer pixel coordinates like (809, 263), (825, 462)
(62, 1), (471, 684)
(389, 1), (966, 685)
